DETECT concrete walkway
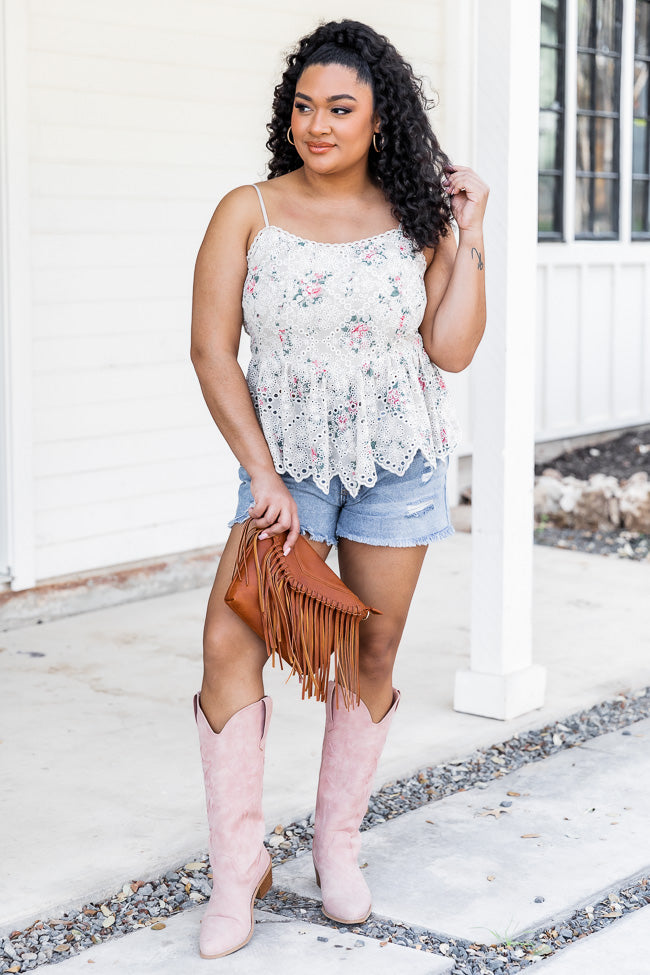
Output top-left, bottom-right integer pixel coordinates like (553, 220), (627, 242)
(44, 911), (455, 974)
(1, 531), (649, 970)
(276, 719), (650, 944)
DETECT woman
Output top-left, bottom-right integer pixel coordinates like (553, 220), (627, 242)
(190, 19), (488, 959)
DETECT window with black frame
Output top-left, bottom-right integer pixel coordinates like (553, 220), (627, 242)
(575, 0), (623, 238)
(633, 0), (650, 237)
(539, 0), (566, 239)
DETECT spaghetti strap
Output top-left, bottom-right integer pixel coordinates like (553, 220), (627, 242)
(252, 184), (270, 228)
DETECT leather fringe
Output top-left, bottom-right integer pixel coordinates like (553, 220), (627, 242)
(233, 521), (363, 708)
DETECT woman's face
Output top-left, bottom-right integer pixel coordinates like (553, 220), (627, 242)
(290, 63), (378, 174)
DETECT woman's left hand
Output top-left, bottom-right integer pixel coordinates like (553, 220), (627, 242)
(442, 165), (489, 233)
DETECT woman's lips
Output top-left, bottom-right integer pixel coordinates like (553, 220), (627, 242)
(307, 143), (335, 153)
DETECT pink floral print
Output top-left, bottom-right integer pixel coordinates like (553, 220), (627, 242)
(241, 224), (460, 496)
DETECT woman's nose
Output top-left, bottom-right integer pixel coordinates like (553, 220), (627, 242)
(309, 110), (332, 135)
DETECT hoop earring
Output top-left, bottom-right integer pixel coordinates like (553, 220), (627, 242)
(372, 131), (383, 152)
(287, 126), (295, 147)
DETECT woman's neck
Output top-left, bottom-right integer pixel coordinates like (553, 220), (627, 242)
(295, 164), (379, 205)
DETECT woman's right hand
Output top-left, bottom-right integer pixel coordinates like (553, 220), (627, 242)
(247, 469), (301, 556)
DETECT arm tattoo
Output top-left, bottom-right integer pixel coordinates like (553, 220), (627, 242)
(471, 247), (484, 270)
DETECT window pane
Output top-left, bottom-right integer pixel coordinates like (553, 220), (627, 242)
(539, 111), (561, 169)
(539, 175), (562, 233)
(634, 60), (649, 116)
(633, 118), (649, 173)
(540, 47), (561, 106)
(576, 115), (617, 172)
(578, 0), (594, 47)
(576, 176), (617, 234)
(575, 177), (590, 231)
(577, 52), (592, 107)
(631, 178), (649, 232)
(578, 0), (621, 51)
(577, 52), (618, 111)
(636, 1), (650, 56)
(541, 0), (561, 45)
(538, 0), (565, 241)
(594, 54), (619, 111)
(596, 0), (621, 51)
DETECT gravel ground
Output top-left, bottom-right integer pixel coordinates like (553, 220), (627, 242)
(534, 426), (650, 481)
(3, 686), (649, 974)
(534, 426), (650, 561)
(534, 526), (650, 562)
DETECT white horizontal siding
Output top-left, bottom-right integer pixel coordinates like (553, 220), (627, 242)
(33, 425), (216, 476)
(33, 363), (196, 408)
(32, 299), (188, 337)
(536, 243), (650, 441)
(35, 454), (224, 509)
(30, 163), (234, 200)
(34, 393), (205, 442)
(33, 330), (189, 373)
(35, 515), (230, 581)
(32, 233), (195, 270)
(26, 0), (448, 581)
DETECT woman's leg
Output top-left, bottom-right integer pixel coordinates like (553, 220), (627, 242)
(337, 540), (428, 720)
(192, 522), (277, 958)
(199, 522), (271, 732)
(200, 522), (332, 730)
(312, 540), (427, 924)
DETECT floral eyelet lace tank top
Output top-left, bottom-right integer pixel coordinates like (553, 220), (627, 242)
(242, 184), (460, 497)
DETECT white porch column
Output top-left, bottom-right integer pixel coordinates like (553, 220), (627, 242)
(453, 0), (546, 720)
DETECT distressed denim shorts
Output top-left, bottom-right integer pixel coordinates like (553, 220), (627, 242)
(228, 451), (454, 548)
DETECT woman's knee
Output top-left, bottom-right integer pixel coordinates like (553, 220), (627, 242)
(202, 617), (266, 682)
(358, 635), (400, 682)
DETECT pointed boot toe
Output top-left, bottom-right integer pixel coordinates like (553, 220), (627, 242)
(199, 914), (252, 959)
(314, 862), (371, 924)
(199, 856), (272, 958)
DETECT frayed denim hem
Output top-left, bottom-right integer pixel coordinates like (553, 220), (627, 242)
(335, 524), (455, 548)
(300, 526), (337, 546)
(226, 515), (337, 547)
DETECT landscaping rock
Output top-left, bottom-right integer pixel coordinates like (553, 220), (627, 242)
(619, 472), (650, 532)
(534, 473), (621, 531)
(571, 474), (621, 531)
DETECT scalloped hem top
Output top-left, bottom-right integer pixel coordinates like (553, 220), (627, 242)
(242, 222), (461, 497)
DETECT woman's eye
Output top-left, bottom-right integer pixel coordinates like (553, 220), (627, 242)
(293, 103), (351, 115)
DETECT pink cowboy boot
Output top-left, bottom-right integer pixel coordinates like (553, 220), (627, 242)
(193, 693), (273, 958)
(312, 680), (400, 923)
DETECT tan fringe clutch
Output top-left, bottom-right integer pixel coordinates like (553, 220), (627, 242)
(225, 518), (381, 708)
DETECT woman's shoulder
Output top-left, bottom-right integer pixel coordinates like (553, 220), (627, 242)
(214, 183), (266, 220)
(211, 176), (298, 231)
(197, 183), (272, 258)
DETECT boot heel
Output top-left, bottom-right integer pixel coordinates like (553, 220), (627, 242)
(314, 866), (321, 888)
(256, 863), (273, 899)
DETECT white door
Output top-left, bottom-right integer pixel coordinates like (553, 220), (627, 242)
(0, 0), (35, 591)
(0, 285), (9, 583)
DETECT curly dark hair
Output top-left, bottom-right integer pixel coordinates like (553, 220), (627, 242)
(265, 19), (453, 251)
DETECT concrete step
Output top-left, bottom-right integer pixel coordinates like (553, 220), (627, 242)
(48, 907), (454, 974)
(539, 903), (650, 974)
(275, 719), (650, 944)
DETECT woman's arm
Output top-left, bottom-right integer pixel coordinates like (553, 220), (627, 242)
(190, 186), (300, 553)
(418, 166), (489, 372)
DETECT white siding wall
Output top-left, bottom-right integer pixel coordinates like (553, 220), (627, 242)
(536, 242), (650, 441)
(25, 0), (449, 581)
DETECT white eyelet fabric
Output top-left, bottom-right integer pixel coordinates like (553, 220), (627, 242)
(242, 224), (460, 497)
